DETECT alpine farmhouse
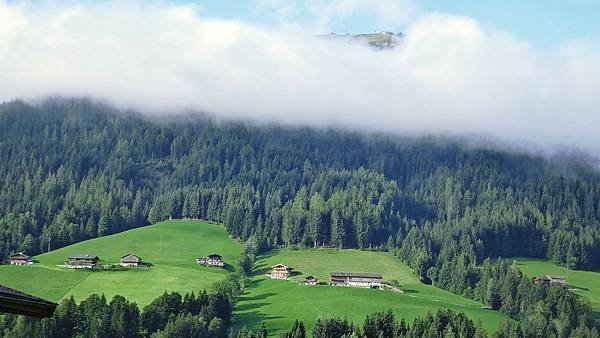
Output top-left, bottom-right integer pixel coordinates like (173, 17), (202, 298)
(9, 253), (32, 266)
(532, 275), (567, 286)
(303, 276), (317, 285)
(120, 254), (144, 268)
(65, 255), (99, 269)
(197, 254), (224, 267)
(270, 264), (293, 279)
(330, 272), (383, 289)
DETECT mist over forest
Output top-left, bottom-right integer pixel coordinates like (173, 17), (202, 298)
(1, 1), (600, 156)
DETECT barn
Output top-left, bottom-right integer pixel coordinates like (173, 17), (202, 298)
(65, 255), (99, 269)
(9, 253), (32, 266)
(120, 254), (144, 267)
(330, 272), (382, 289)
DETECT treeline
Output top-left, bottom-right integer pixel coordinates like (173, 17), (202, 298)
(477, 259), (597, 337)
(0, 263), (250, 338)
(0, 290), (232, 338)
(239, 307), (600, 338)
(0, 244), (255, 338)
(237, 309), (488, 338)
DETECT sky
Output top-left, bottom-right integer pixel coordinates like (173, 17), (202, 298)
(1, 0), (600, 156)
(190, 0), (600, 46)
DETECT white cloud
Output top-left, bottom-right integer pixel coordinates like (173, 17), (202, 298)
(1, 1), (600, 155)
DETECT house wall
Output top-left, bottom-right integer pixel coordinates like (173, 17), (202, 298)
(10, 260), (32, 266)
(347, 280), (380, 288)
(330, 276), (381, 288)
(65, 261), (96, 269)
(207, 259), (224, 266)
(271, 271), (289, 279)
(66, 264), (96, 269)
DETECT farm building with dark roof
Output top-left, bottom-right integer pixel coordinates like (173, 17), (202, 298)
(330, 272), (382, 289)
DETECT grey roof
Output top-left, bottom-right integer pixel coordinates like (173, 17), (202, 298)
(272, 264), (292, 269)
(330, 272), (382, 279)
(9, 252), (30, 259)
(0, 284), (57, 318)
(208, 254), (222, 258)
(120, 254), (142, 262)
(68, 255), (99, 260)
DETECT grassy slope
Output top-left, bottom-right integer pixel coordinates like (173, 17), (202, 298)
(511, 257), (600, 310)
(0, 220), (242, 306)
(234, 248), (507, 335)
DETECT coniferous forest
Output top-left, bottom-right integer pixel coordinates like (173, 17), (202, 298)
(2, 98), (600, 336)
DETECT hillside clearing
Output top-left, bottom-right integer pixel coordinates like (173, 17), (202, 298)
(510, 257), (600, 310)
(234, 248), (508, 335)
(0, 220), (242, 306)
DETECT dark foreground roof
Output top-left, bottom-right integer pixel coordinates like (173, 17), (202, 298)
(0, 284), (57, 318)
(330, 272), (382, 279)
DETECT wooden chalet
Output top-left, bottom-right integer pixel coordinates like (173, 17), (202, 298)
(197, 254), (224, 267)
(330, 272), (382, 289)
(303, 276), (317, 285)
(0, 284), (57, 318)
(532, 275), (567, 286)
(9, 252), (32, 266)
(120, 254), (144, 267)
(270, 264), (293, 279)
(65, 255), (99, 269)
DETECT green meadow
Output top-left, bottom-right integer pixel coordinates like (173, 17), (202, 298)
(234, 248), (508, 334)
(0, 220), (242, 306)
(0, 220), (513, 335)
(510, 257), (600, 310)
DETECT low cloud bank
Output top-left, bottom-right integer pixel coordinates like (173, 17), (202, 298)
(1, 1), (600, 155)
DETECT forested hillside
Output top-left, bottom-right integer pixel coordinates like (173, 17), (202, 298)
(1, 98), (600, 278)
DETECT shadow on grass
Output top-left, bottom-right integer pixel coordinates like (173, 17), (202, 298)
(568, 284), (590, 291)
(236, 302), (271, 312)
(246, 277), (265, 288)
(223, 263), (236, 273)
(252, 265), (271, 276)
(239, 293), (277, 302)
(401, 288), (419, 294)
(256, 251), (279, 261)
(234, 310), (284, 332)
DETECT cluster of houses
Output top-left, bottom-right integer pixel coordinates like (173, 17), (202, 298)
(7, 251), (565, 291)
(64, 254), (147, 269)
(8, 251), (226, 270)
(269, 264), (383, 289)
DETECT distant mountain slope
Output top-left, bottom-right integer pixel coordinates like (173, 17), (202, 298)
(0, 98), (599, 294)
